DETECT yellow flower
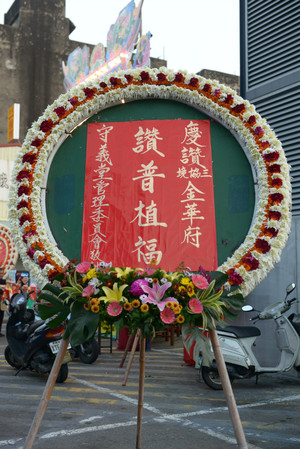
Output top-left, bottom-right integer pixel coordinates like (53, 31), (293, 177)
(166, 301), (173, 308)
(91, 304), (100, 313)
(161, 271), (180, 281)
(90, 298), (100, 306)
(123, 301), (132, 311)
(181, 277), (190, 285)
(179, 286), (186, 294)
(176, 315), (185, 324)
(114, 267), (133, 279)
(132, 299), (140, 308)
(141, 304), (149, 312)
(99, 282), (128, 303)
(187, 282), (195, 297)
(84, 303), (90, 311)
(86, 268), (96, 280)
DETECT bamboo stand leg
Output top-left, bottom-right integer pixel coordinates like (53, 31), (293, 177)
(136, 336), (146, 449)
(122, 329), (141, 386)
(23, 337), (69, 449)
(209, 328), (248, 449)
(119, 332), (135, 368)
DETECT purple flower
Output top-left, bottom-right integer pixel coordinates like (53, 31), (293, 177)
(130, 279), (149, 296)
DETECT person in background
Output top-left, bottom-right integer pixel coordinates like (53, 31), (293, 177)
(0, 267), (7, 336)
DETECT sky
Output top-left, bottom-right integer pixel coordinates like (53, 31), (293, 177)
(0, 0), (240, 75)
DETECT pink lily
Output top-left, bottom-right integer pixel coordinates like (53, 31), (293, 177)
(141, 281), (178, 311)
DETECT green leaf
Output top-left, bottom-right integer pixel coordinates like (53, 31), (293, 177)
(67, 302), (100, 346)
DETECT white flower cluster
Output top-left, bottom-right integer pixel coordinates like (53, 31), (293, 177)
(8, 67), (291, 294)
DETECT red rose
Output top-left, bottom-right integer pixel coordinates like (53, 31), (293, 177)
(232, 103), (245, 113)
(263, 151), (279, 163)
(68, 97), (78, 106)
(227, 268), (244, 286)
(242, 254), (259, 271)
(84, 87), (95, 99)
(202, 84), (211, 92)
(109, 77), (119, 86)
(157, 72), (167, 82)
(247, 115), (256, 125)
(40, 120), (53, 132)
(19, 214), (31, 225)
(268, 164), (281, 173)
(174, 73), (184, 83)
(27, 248), (35, 259)
(16, 170), (31, 182)
(271, 178), (283, 188)
(140, 71), (150, 82)
(31, 138), (42, 147)
(268, 210), (281, 221)
(54, 106), (66, 118)
(224, 94), (233, 104)
(17, 200), (28, 210)
(22, 153), (37, 164)
(263, 227), (278, 238)
(18, 186), (30, 196)
(261, 141), (270, 149)
(255, 238), (271, 254)
(124, 74), (133, 83)
(39, 257), (49, 269)
(254, 126), (264, 136)
(269, 193), (284, 203)
(189, 77), (199, 87)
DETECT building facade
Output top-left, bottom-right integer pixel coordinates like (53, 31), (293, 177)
(240, 0), (300, 366)
(0, 0), (165, 145)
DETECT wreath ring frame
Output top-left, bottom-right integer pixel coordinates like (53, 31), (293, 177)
(8, 67), (291, 295)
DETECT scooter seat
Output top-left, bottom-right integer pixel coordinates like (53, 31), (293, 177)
(217, 325), (261, 338)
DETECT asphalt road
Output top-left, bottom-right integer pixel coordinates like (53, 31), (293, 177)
(1, 322), (300, 449)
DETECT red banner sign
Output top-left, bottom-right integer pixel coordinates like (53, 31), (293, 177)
(82, 119), (218, 271)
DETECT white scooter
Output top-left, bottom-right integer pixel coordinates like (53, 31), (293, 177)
(201, 283), (300, 390)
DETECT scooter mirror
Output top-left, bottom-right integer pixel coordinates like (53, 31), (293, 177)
(286, 283), (296, 295)
(242, 305), (253, 312)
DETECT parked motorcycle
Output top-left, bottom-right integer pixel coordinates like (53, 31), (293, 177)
(69, 338), (99, 364)
(4, 292), (69, 383)
(201, 283), (300, 390)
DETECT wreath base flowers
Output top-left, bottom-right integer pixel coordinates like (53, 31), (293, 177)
(38, 262), (244, 353)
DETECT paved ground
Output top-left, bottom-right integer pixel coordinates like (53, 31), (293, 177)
(1, 317), (300, 449)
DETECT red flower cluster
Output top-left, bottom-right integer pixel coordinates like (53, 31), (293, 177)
(242, 254), (259, 271)
(83, 87), (95, 99)
(53, 107), (66, 118)
(22, 153), (37, 164)
(263, 151), (279, 163)
(40, 120), (53, 132)
(227, 268), (244, 286)
(255, 238), (271, 254)
(268, 210), (281, 221)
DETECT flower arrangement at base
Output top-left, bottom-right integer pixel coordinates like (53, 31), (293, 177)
(38, 261), (244, 363)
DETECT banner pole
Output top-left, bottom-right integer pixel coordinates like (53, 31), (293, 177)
(120, 332), (135, 368)
(122, 329), (141, 386)
(23, 337), (69, 449)
(209, 327), (248, 449)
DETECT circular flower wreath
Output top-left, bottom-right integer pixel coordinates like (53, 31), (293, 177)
(0, 224), (18, 277)
(8, 67), (291, 296)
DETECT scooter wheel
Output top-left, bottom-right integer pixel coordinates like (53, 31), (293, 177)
(202, 365), (234, 390)
(4, 346), (22, 369)
(77, 339), (99, 364)
(56, 363), (68, 383)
